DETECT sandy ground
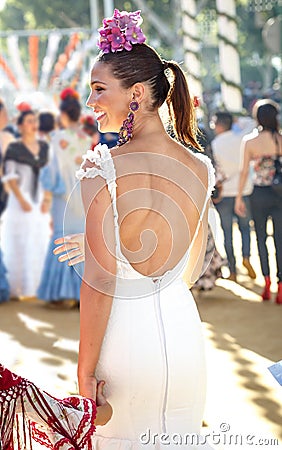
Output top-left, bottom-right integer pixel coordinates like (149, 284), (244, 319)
(1, 224), (281, 449)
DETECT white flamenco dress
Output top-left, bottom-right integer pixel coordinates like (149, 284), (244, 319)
(1, 144), (50, 298)
(77, 145), (215, 450)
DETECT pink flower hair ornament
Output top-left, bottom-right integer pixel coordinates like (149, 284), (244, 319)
(97, 9), (146, 53)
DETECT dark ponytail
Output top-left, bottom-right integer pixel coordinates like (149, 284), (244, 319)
(253, 99), (279, 132)
(166, 61), (200, 149)
(60, 97), (81, 122)
(97, 44), (201, 150)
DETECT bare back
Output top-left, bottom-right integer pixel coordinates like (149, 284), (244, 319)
(245, 129), (282, 159)
(111, 134), (210, 278)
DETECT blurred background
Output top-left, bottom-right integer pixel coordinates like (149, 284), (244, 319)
(0, 0), (281, 120)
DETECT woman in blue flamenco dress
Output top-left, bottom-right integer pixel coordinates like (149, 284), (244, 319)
(0, 227), (9, 302)
(37, 88), (91, 308)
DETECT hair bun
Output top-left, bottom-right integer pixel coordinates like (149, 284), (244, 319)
(60, 87), (80, 101)
(81, 115), (95, 126)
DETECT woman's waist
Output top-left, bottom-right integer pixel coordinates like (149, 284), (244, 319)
(7, 190), (42, 206)
(252, 156), (276, 186)
(253, 180), (274, 187)
(114, 275), (187, 301)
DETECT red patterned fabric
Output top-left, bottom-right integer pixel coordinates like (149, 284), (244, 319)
(0, 365), (97, 450)
(0, 364), (22, 389)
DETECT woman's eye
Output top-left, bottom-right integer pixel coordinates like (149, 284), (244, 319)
(95, 87), (104, 92)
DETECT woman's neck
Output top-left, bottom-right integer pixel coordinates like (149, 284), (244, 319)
(258, 126), (277, 133)
(66, 121), (79, 131)
(132, 111), (166, 141)
(22, 134), (36, 144)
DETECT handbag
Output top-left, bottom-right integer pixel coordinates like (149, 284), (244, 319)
(272, 134), (282, 197)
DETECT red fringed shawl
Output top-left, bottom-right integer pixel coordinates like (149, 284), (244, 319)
(0, 364), (97, 450)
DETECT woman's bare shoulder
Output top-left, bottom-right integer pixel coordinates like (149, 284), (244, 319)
(177, 144), (211, 180)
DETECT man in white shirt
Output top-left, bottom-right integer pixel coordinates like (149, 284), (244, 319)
(211, 111), (256, 282)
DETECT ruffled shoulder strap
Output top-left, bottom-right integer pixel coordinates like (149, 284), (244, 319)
(193, 151), (215, 199)
(76, 143), (117, 198)
(76, 144), (120, 250)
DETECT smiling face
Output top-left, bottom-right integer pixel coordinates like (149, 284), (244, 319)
(87, 61), (131, 133)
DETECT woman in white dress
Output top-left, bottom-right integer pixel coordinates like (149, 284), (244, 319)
(56, 9), (214, 449)
(2, 110), (50, 298)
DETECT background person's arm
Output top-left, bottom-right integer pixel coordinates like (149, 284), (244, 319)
(235, 139), (252, 217)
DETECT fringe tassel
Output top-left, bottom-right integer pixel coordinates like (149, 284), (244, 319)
(0, 375), (96, 450)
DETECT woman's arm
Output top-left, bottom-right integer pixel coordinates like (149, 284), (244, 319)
(3, 153), (32, 211)
(7, 177), (32, 211)
(78, 175), (116, 400)
(235, 140), (252, 217)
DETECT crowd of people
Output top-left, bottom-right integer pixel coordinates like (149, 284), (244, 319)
(0, 92), (118, 307)
(209, 102), (282, 304)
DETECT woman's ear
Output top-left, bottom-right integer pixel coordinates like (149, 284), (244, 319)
(131, 83), (145, 104)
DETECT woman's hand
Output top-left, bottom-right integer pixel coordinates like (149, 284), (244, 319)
(235, 197), (246, 217)
(20, 199), (32, 212)
(53, 233), (85, 265)
(41, 198), (52, 214)
(96, 380), (107, 406)
(95, 380), (113, 426)
(79, 374), (97, 400)
(79, 375), (113, 426)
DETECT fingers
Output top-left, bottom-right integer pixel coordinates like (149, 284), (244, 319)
(54, 235), (77, 245)
(54, 246), (84, 265)
(239, 204), (246, 217)
(54, 237), (65, 246)
(58, 248), (82, 262)
(53, 234), (85, 265)
(54, 247), (83, 264)
(96, 380), (107, 406)
(235, 200), (246, 218)
(97, 380), (105, 391)
(97, 380), (106, 398)
(53, 242), (79, 255)
(237, 208), (246, 218)
(68, 255), (85, 266)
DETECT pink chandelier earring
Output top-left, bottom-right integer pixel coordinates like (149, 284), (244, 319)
(117, 99), (140, 146)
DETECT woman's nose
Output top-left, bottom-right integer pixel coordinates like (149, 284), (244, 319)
(86, 92), (96, 108)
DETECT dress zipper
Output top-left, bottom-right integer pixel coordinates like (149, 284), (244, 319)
(153, 277), (169, 435)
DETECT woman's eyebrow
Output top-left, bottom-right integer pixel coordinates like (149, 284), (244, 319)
(90, 80), (107, 86)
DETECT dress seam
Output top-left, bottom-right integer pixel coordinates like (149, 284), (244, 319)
(153, 279), (168, 435)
